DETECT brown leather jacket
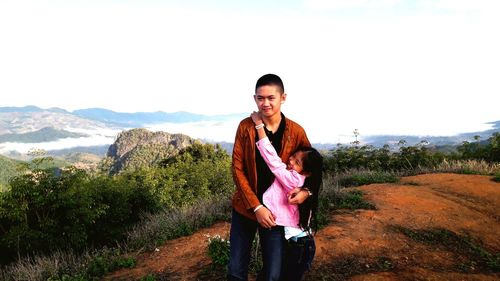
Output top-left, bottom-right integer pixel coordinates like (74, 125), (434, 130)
(231, 116), (311, 220)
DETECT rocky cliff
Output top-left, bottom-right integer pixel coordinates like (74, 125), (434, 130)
(104, 128), (195, 174)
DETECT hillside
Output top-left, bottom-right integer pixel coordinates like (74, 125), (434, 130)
(0, 155), (20, 189)
(1, 106), (498, 155)
(104, 128), (196, 174)
(0, 108), (110, 135)
(0, 127), (87, 143)
(106, 173), (500, 280)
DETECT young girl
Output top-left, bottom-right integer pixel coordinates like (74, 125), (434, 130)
(251, 111), (323, 281)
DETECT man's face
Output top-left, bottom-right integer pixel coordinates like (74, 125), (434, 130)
(254, 85), (286, 119)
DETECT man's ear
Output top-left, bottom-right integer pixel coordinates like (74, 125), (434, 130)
(281, 93), (287, 104)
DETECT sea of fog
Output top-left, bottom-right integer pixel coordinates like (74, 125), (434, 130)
(0, 119), (496, 154)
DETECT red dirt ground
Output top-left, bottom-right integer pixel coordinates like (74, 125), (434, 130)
(105, 173), (500, 280)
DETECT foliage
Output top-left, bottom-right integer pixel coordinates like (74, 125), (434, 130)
(324, 132), (500, 175)
(395, 226), (500, 272)
(316, 188), (376, 230)
(85, 250), (136, 278)
(0, 142), (233, 265)
(457, 133), (500, 162)
(125, 197), (231, 252)
(0, 166), (160, 264)
(335, 190), (377, 210)
(207, 235), (230, 267)
(204, 233), (262, 278)
(337, 171), (399, 187)
(139, 274), (156, 281)
(324, 142), (445, 174)
(0, 155), (20, 189)
(493, 173), (500, 183)
(431, 159), (500, 175)
(315, 174), (379, 229)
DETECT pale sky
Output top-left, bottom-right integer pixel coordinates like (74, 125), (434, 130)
(1, 0), (499, 143)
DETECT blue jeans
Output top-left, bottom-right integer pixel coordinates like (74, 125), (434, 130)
(281, 235), (316, 281)
(227, 209), (285, 281)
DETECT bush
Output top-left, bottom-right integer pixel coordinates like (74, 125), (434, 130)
(0, 167), (160, 264)
(324, 143), (446, 174)
(207, 235), (230, 267)
(125, 197), (231, 251)
(338, 171), (399, 187)
(493, 173), (500, 183)
(457, 133), (500, 162)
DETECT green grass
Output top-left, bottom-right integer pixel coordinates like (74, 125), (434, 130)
(393, 226), (499, 273)
(337, 171), (399, 187)
(304, 255), (396, 281)
(402, 181), (421, 186)
(314, 172), (380, 230)
(492, 173), (500, 183)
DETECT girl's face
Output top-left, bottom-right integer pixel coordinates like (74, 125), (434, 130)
(287, 151), (306, 174)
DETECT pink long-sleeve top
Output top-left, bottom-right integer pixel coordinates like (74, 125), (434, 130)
(256, 137), (305, 227)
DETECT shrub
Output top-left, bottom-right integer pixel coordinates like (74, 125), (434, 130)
(0, 167), (160, 264)
(493, 173), (500, 183)
(315, 174), (377, 229)
(207, 235), (230, 267)
(324, 143), (446, 174)
(457, 133), (500, 162)
(125, 197), (231, 251)
(433, 159), (500, 175)
(338, 171), (399, 187)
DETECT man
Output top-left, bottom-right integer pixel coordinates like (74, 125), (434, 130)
(228, 74), (311, 281)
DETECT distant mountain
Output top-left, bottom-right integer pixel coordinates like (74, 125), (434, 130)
(47, 145), (109, 157)
(1, 106), (498, 156)
(104, 128), (195, 175)
(0, 107), (110, 135)
(0, 105), (69, 114)
(0, 127), (87, 143)
(0, 105), (45, 113)
(362, 122), (500, 148)
(73, 108), (245, 127)
(1, 106), (245, 133)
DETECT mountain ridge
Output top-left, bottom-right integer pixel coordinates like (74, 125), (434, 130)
(1, 106), (498, 152)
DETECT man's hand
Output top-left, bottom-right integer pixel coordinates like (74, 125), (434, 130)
(288, 187), (309, 205)
(255, 206), (276, 229)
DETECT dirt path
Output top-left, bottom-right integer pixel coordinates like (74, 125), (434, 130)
(106, 173), (500, 280)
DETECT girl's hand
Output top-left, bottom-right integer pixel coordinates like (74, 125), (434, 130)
(288, 187), (309, 205)
(251, 111), (263, 125)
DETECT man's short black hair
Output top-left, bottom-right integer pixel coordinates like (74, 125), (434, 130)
(255, 74), (284, 94)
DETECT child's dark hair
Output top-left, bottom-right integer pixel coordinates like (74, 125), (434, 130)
(295, 147), (323, 232)
(255, 74), (284, 94)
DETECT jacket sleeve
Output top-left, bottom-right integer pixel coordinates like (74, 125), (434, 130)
(256, 137), (305, 191)
(232, 123), (260, 210)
